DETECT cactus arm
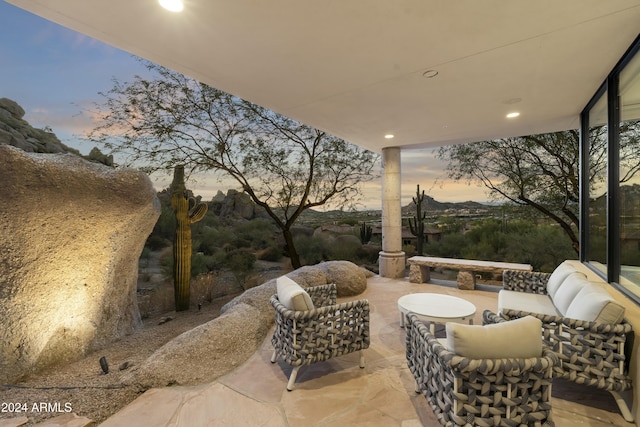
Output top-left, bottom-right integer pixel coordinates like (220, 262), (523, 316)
(188, 199), (208, 223)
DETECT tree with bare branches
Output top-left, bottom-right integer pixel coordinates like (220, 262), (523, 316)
(89, 62), (378, 268)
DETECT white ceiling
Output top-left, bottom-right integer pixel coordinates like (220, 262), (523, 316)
(7, 0), (640, 153)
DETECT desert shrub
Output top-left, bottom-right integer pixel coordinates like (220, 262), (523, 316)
(425, 219), (574, 271)
(191, 252), (215, 277)
(327, 235), (362, 261)
(146, 235), (169, 251)
(257, 245), (282, 262)
(294, 234), (327, 265)
(233, 219), (277, 249)
(225, 248), (256, 289)
(151, 202), (176, 240)
(355, 245), (380, 264)
(197, 226), (235, 254)
(190, 272), (216, 304)
(426, 233), (467, 258)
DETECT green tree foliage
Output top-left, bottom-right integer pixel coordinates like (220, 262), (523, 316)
(89, 61), (379, 269)
(426, 218), (575, 271)
(437, 126), (640, 254)
(437, 131), (582, 253)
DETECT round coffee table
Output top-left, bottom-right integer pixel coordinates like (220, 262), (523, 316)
(398, 293), (476, 333)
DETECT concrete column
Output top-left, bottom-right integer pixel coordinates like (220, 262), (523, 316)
(379, 147), (406, 278)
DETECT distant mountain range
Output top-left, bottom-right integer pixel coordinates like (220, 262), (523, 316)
(401, 194), (488, 214)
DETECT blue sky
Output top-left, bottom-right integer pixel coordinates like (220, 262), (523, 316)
(0, 1), (489, 209)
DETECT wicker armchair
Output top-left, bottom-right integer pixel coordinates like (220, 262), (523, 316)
(406, 312), (558, 426)
(486, 267), (634, 421)
(270, 281), (370, 391)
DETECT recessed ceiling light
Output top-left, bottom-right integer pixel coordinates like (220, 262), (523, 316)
(422, 70), (438, 78)
(384, 134), (395, 139)
(159, 0), (184, 12)
(506, 112), (520, 118)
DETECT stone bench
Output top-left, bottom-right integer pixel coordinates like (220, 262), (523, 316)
(408, 256), (533, 290)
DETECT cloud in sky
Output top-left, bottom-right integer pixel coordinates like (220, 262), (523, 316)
(0, 2), (492, 210)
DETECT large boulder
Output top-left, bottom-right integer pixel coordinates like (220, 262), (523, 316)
(316, 260), (369, 296)
(125, 303), (268, 389)
(0, 145), (160, 383)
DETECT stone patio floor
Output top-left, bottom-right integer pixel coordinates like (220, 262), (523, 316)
(2, 275), (631, 426)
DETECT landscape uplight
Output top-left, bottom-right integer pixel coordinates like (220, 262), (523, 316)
(159, 0), (184, 12)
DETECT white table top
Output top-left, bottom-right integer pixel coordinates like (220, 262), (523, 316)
(397, 293), (476, 319)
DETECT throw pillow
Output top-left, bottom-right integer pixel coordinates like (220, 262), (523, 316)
(276, 276), (314, 311)
(446, 315), (542, 359)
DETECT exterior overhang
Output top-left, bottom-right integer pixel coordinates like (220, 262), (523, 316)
(5, 0), (640, 152)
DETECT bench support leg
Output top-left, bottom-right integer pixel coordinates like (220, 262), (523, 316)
(457, 271), (476, 290)
(409, 264), (430, 283)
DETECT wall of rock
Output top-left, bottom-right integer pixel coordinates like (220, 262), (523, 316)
(0, 145), (160, 383)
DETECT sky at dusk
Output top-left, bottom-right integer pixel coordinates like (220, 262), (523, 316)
(0, 1), (491, 210)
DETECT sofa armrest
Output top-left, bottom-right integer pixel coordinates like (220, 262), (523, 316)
(482, 309), (506, 325)
(503, 270), (551, 294)
(493, 307), (633, 392)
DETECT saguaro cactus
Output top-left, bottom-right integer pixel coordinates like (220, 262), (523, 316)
(408, 184), (427, 255)
(359, 221), (373, 244)
(170, 165), (208, 311)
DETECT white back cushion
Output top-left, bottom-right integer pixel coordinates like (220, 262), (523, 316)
(551, 272), (588, 315)
(565, 282), (625, 324)
(546, 262), (584, 298)
(446, 316), (542, 359)
(276, 276), (314, 311)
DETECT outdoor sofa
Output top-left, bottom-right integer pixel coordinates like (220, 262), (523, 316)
(483, 260), (634, 422)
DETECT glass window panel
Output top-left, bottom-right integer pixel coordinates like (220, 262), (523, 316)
(587, 93), (608, 274)
(619, 49), (640, 294)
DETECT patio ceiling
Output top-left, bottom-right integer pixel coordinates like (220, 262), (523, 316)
(7, 0), (640, 153)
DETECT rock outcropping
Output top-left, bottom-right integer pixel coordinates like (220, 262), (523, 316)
(0, 97), (113, 165)
(209, 189), (269, 220)
(0, 145), (160, 383)
(0, 97), (81, 155)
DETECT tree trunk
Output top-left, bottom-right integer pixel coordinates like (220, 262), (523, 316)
(282, 228), (302, 269)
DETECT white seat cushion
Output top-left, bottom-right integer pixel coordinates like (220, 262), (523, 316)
(546, 262), (585, 299)
(565, 282), (625, 324)
(276, 276), (314, 311)
(499, 290), (559, 317)
(551, 272), (589, 315)
(446, 316), (542, 359)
